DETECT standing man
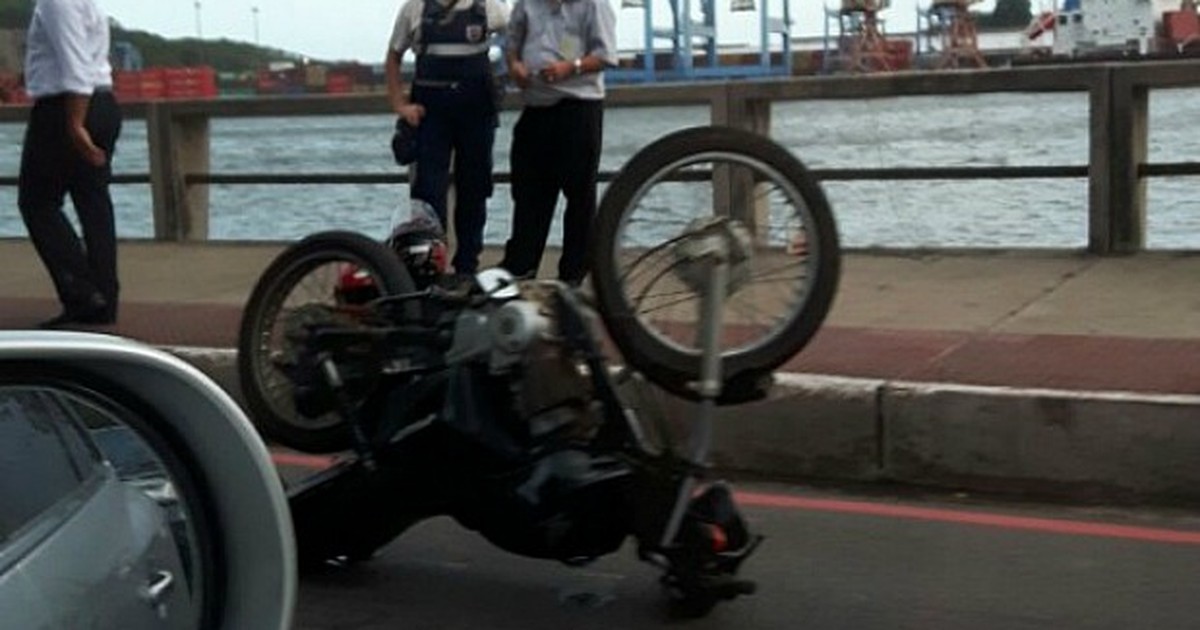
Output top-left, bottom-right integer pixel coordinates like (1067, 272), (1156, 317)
(385, 0), (509, 276)
(499, 0), (617, 286)
(20, 0), (122, 328)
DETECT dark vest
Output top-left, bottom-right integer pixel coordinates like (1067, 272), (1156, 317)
(415, 0), (492, 84)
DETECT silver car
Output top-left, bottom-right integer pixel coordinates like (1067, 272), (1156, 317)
(0, 331), (295, 629)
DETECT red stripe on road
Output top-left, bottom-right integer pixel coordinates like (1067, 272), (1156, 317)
(736, 492), (1200, 546)
(271, 451), (339, 469)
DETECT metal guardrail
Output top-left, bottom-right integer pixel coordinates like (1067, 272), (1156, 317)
(2, 59), (1198, 251)
(6, 163), (1199, 185)
(13, 165), (1200, 185)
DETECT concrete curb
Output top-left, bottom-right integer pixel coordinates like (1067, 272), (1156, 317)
(707, 374), (1200, 506)
(165, 346), (1200, 507)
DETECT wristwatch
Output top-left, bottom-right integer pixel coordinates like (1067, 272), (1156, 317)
(573, 58), (583, 75)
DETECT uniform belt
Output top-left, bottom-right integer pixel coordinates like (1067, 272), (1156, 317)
(422, 43), (491, 56)
(413, 79), (461, 89)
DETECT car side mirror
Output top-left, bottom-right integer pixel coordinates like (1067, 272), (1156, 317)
(0, 331), (295, 629)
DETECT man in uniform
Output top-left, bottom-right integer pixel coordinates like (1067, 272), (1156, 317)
(385, 0), (509, 277)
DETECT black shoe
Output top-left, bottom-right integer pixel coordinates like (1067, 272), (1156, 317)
(75, 308), (117, 325)
(39, 312), (78, 329)
(76, 293), (117, 325)
(38, 297), (117, 330)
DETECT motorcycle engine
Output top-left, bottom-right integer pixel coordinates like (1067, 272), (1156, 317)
(487, 282), (601, 442)
(461, 281), (632, 562)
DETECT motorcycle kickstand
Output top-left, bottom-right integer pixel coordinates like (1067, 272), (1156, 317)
(319, 355), (378, 470)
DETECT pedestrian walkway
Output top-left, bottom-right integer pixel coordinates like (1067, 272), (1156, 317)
(2, 238), (1198, 395)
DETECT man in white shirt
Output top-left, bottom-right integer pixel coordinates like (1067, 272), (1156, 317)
(498, 0), (617, 286)
(19, 0), (122, 328)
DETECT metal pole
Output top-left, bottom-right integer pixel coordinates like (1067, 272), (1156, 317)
(823, 8), (831, 74)
(252, 6), (261, 46)
(760, 0), (769, 69)
(194, 1), (203, 39)
(784, 0), (793, 75)
(644, 0), (654, 81)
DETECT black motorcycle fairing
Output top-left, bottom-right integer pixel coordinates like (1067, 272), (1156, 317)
(465, 449), (636, 562)
(439, 362), (528, 461)
(288, 452), (440, 567)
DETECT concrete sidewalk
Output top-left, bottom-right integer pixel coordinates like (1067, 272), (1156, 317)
(3, 238), (1200, 505)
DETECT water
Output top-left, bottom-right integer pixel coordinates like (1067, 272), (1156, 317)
(1, 88), (1198, 248)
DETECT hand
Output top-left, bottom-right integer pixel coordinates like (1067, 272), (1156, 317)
(538, 61), (573, 84)
(397, 103), (426, 127)
(68, 125), (106, 167)
(509, 60), (531, 89)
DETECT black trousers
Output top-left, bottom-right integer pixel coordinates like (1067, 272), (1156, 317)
(501, 98), (603, 283)
(18, 90), (122, 316)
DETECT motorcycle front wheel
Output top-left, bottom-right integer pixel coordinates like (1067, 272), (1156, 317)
(590, 126), (841, 404)
(238, 230), (415, 453)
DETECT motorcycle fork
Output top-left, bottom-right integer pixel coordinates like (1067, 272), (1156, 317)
(657, 248), (728, 549)
(637, 234), (761, 612)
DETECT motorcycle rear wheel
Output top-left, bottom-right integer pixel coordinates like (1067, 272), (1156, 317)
(589, 126), (841, 404)
(238, 230), (415, 453)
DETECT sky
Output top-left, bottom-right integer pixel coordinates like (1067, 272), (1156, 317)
(98, 0), (1009, 65)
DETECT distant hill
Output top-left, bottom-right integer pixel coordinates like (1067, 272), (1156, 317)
(112, 29), (303, 74)
(0, 0), (303, 74)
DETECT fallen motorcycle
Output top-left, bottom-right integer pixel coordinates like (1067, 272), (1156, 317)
(237, 126), (840, 616)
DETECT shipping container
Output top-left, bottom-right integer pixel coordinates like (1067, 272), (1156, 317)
(113, 66), (217, 101)
(326, 73), (354, 94)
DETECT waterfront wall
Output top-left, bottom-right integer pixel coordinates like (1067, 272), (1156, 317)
(1, 59), (1198, 253)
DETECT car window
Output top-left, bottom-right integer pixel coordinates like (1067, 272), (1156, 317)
(0, 380), (213, 627)
(56, 383), (215, 615)
(0, 388), (101, 544)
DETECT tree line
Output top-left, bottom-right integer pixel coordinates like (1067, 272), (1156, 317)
(0, 0), (301, 73)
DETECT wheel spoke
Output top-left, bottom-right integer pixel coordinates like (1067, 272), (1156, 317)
(635, 291), (701, 317)
(631, 257), (691, 316)
(618, 232), (694, 285)
(746, 259), (811, 283)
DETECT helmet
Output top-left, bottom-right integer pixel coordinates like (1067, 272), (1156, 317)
(388, 228), (448, 289)
(332, 234), (446, 305)
(387, 200), (448, 289)
(334, 202), (448, 302)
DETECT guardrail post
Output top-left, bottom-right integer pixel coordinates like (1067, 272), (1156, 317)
(711, 83), (772, 135)
(712, 84), (772, 235)
(147, 103), (211, 241)
(1089, 67), (1148, 253)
